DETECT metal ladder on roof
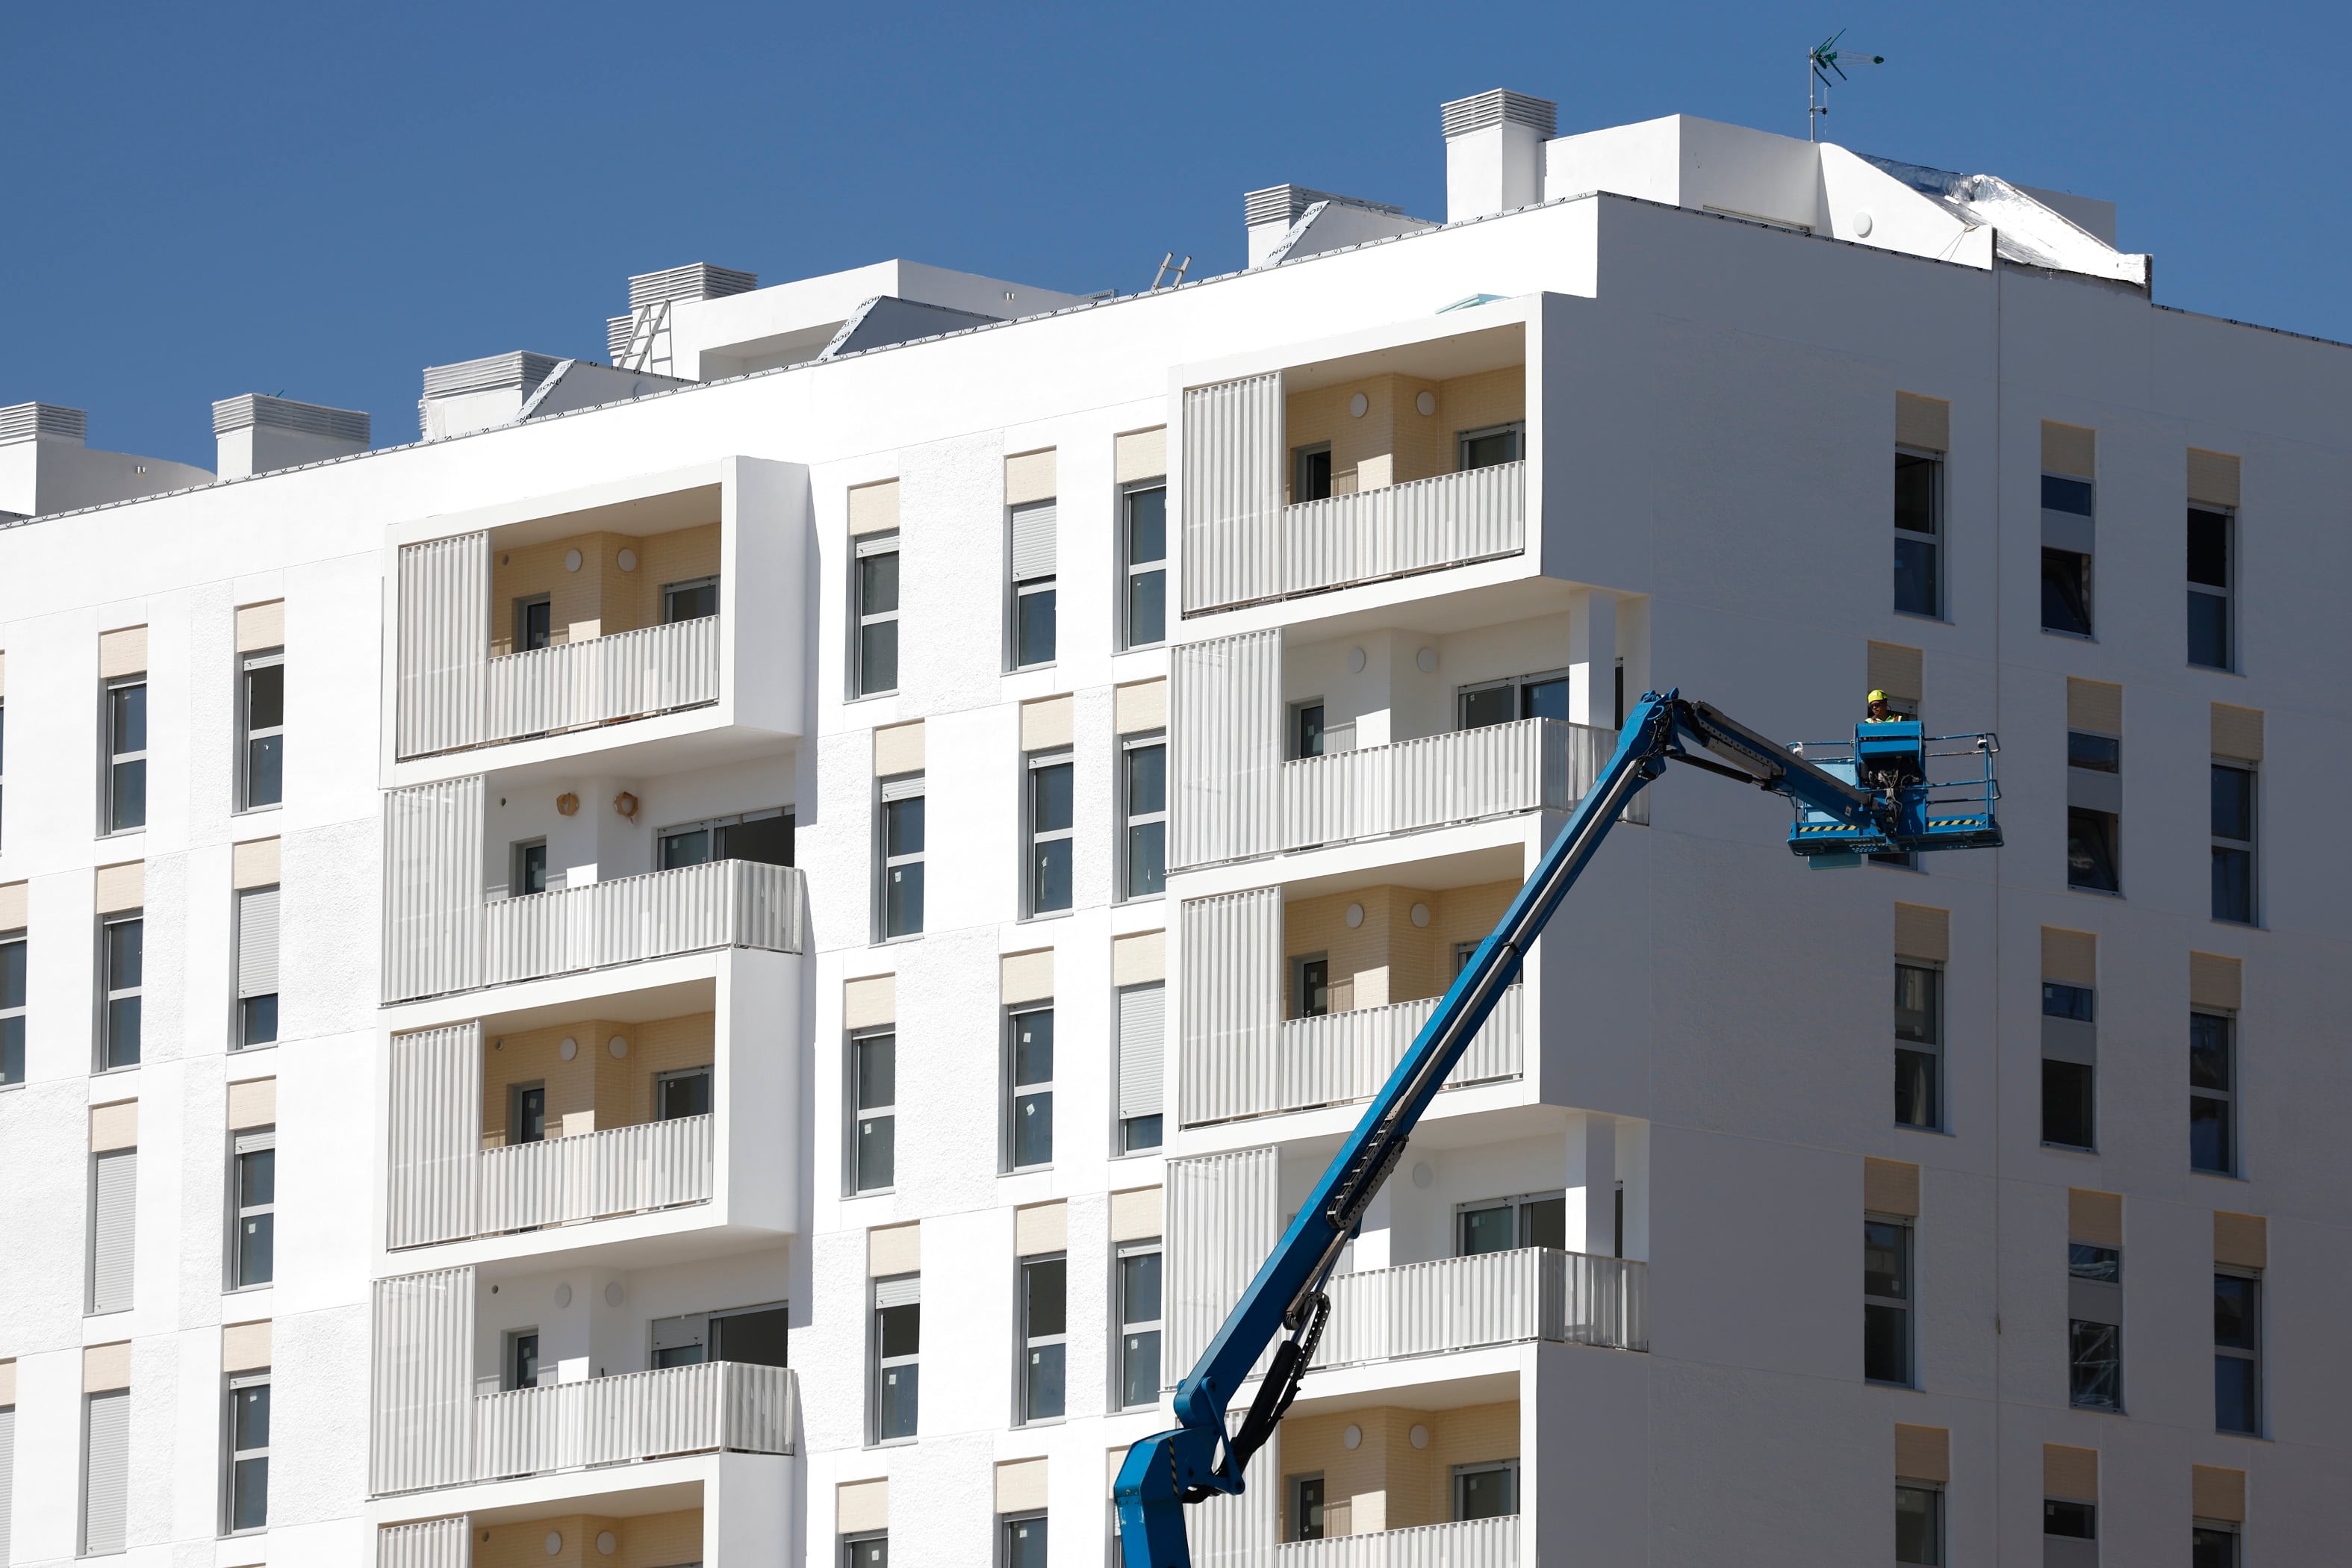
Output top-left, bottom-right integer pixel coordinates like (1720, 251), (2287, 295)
(616, 299), (673, 373)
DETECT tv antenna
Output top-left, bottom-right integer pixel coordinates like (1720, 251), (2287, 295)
(1808, 31), (1884, 142)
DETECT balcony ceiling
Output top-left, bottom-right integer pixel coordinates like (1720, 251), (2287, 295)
(490, 482), (723, 548)
(1280, 575), (1576, 642)
(458, 1477), (702, 1528)
(1287, 1366), (1520, 1419)
(1280, 840), (1526, 902)
(481, 975), (717, 1033)
(1281, 322), (1523, 393)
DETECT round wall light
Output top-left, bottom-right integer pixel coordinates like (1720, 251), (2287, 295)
(609, 1035), (629, 1059)
(605, 1281), (626, 1307)
(544, 1531), (564, 1556)
(1410, 1161), (1434, 1189)
(1410, 903), (1431, 927)
(1349, 392), (1369, 417)
(597, 1533), (618, 1556)
(564, 549), (582, 573)
(616, 549), (638, 572)
(555, 1283), (573, 1308)
(1853, 211), (1875, 237)
(1409, 1424), (1431, 1449)
(1416, 647), (1439, 673)
(1346, 646), (1366, 674)
(1416, 391), (1437, 417)
(1344, 902), (1364, 928)
(559, 1036), (578, 1061)
(1342, 1424), (1363, 1450)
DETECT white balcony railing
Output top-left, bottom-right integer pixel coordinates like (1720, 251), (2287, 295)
(1315, 1247), (1648, 1368)
(1187, 984), (1522, 1127)
(1284, 718), (1630, 853)
(1188, 462), (1525, 612)
(1275, 1516), (1519, 1568)
(482, 860), (803, 987)
(481, 615), (721, 747)
(472, 1361), (797, 1482)
(475, 1113), (712, 1235)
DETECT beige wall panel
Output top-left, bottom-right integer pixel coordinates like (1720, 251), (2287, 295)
(2214, 1211), (2267, 1269)
(2042, 929), (2097, 986)
(2211, 703), (2263, 762)
(90, 1100), (138, 1152)
(1115, 427), (1168, 484)
(1001, 948), (1055, 1005)
(849, 479), (901, 536)
(84, 1341), (131, 1393)
(2192, 1464), (2246, 1523)
(1894, 393), (1950, 452)
(1015, 1201), (1068, 1256)
(1894, 1424), (1950, 1483)
(1110, 1186), (1163, 1242)
(874, 721), (925, 777)
(98, 625), (148, 678)
(222, 1319), (273, 1372)
(838, 1478), (889, 1534)
(1021, 694), (1074, 751)
(869, 1222), (920, 1277)
(235, 600), (286, 652)
(1005, 449), (1058, 505)
(94, 861), (146, 913)
(996, 1457), (1049, 1513)
(1113, 930), (1166, 986)
(228, 1077), (277, 1130)
(1893, 903), (1949, 963)
(2041, 421), (2096, 478)
(0, 880), (25, 930)
(2191, 952), (2242, 1012)
(2067, 678), (2123, 735)
(844, 974), (897, 1030)
(2068, 1189), (2123, 1248)
(1116, 679), (1168, 734)
(2187, 449), (2241, 508)
(1867, 641), (1923, 707)
(2044, 1443), (2099, 1499)
(231, 837), (282, 889)
(1864, 1157), (1919, 1217)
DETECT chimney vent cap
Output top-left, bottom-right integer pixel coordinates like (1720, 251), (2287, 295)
(212, 393), (370, 443)
(626, 264), (759, 311)
(0, 402), (87, 446)
(1440, 89), (1558, 140)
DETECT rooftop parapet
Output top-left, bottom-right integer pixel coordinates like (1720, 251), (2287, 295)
(1243, 185), (1431, 268)
(417, 352), (689, 441)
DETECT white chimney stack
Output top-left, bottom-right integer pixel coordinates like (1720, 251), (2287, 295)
(1441, 90), (1558, 222)
(213, 395), (370, 480)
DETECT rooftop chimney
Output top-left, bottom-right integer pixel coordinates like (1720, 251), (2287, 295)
(1441, 90), (1558, 222)
(609, 263), (759, 374)
(213, 395), (370, 480)
(1, 402), (212, 518)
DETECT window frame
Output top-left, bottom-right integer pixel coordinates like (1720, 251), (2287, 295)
(1121, 481), (1169, 650)
(853, 532), (901, 699)
(2210, 759), (2256, 925)
(2187, 504), (2234, 671)
(998, 1510), (1048, 1568)
(1895, 1481), (1944, 1566)
(1004, 1004), (1055, 1172)
(102, 673), (148, 835)
(1864, 1213), (1914, 1387)
(237, 646), (285, 814)
(1456, 421), (1525, 473)
(2213, 1268), (2262, 1436)
(1455, 667), (1571, 732)
(870, 1277), (920, 1446)
(1120, 732), (1167, 902)
(2193, 1519), (2240, 1567)
(1894, 960), (1944, 1133)
(1449, 1457), (1520, 1521)
(234, 883), (279, 1051)
(2065, 727), (2123, 896)
(228, 1127), (276, 1291)
(508, 1080), (547, 1146)
(2190, 1009), (2237, 1177)
(1893, 445), (1945, 620)
(661, 573), (720, 624)
(1017, 1251), (1068, 1425)
(1290, 442), (1332, 503)
(1, 927), (25, 1088)
(1289, 699), (1325, 760)
(848, 1027), (897, 1194)
(1008, 499), (1058, 671)
(657, 806), (794, 871)
(513, 593), (553, 653)
(1454, 1189), (1568, 1256)
(842, 1531), (890, 1568)
(2041, 470), (2096, 638)
(1116, 981), (1165, 1156)
(1116, 1237), (1163, 1410)
(877, 776), (925, 940)
(223, 1370), (270, 1536)
(509, 838), (548, 900)
(654, 1065), (713, 1121)
(1289, 1472), (1326, 1541)
(97, 911), (144, 1072)
(1024, 750), (1074, 918)
(1290, 953), (1331, 1020)
(2067, 1240), (2124, 1413)
(505, 1328), (541, 1392)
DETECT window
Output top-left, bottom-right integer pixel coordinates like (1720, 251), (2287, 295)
(1289, 1475), (1325, 1541)
(514, 594), (553, 653)
(235, 885), (279, 1049)
(1457, 422), (1524, 472)
(105, 676), (147, 832)
(872, 1277), (919, 1442)
(1289, 700), (1325, 760)
(1010, 500), (1057, 668)
(1007, 1007), (1054, 1170)
(1453, 939), (1479, 977)
(662, 574), (719, 623)
(844, 1533), (889, 1568)
(2068, 1242), (2122, 1411)
(880, 779), (924, 938)
(1020, 1253), (1067, 1422)
(2188, 505), (2233, 669)
(1000, 1512), (1048, 1568)
(2194, 1522), (2240, 1567)
(659, 807), (794, 868)
(510, 1083), (547, 1145)
(656, 1066), (712, 1119)
(89, 1146), (137, 1314)
(1292, 443), (1331, 503)
(2042, 983), (2097, 1151)
(1456, 1192), (1566, 1255)
(1123, 483), (1167, 648)
(1116, 983), (1165, 1154)
(1121, 738), (1166, 900)
(82, 1387), (129, 1555)
(2041, 473), (2094, 636)
(505, 1330), (540, 1390)
(1895, 1484), (1942, 1565)
(1117, 1240), (1163, 1408)
(2211, 763), (2254, 924)
(2214, 1272), (2261, 1434)
(231, 1130), (275, 1289)
(851, 1030), (897, 1191)
(1026, 753), (1074, 916)
(1864, 1217), (1912, 1385)
(1894, 449), (1944, 618)
(239, 649), (284, 811)
(511, 839), (548, 898)
(649, 1301), (791, 1369)
(2044, 1499), (2097, 1562)
(1457, 668), (1568, 730)
(99, 914), (143, 1070)
(225, 1374), (270, 1533)
(2066, 731), (2121, 895)
(1, 931), (24, 1086)
(2190, 1012), (2236, 1175)
(1452, 1459), (1517, 1520)
(1292, 955), (1330, 1019)
(856, 537), (900, 696)
(1894, 962), (1941, 1130)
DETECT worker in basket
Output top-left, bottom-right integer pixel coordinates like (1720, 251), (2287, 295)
(1864, 688), (1894, 723)
(1858, 689), (1924, 791)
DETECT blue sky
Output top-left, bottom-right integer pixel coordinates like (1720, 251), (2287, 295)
(4, 1), (2336, 469)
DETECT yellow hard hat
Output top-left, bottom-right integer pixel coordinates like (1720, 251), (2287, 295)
(1868, 689), (1888, 703)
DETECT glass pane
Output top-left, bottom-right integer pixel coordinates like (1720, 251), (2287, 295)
(108, 921), (143, 989)
(244, 662), (284, 731)
(2187, 508), (2230, 586)
(1121, 1113), (1163, 1153)
(2188, 591), (2230, 669)
(110, 757), (146, 831)
(1457, 685), (1514, 730)
(1519, 1195), (1567, 1250)
(2212, 1275), (2257, 1349)
(1121, 1328), (1161, 1407)
(660, 827), (713, 869)
(1894, 452), (1939, 534)
(1031, 837), (1071, 913)
(2044, 1499), (2096, 1538)
(1126, 821), (1166, 898)
(240, 991), (281, 1047)
(1026, 1257), (1068, 1337)
(239, 1210), (275, 1286)
(1460, 428), (1521, 470)
(1127, 487), (1167, 564)
(1864, 1222), (1908, 1298)
(2068, 1319), (2121, 1408)
(2212, 847), (2253, 924)
(860, 552), (900, 615)
(241, 1147), (276, 1207)
(857, 1036), (897, 1110)
(1458, 1204), (1513, 1255)
(2190, 1014), (2232, 1090)
(1519, 677), (1569, 722)
(1297, 1476), (1326, 1540)
(1894, 1484), (1941, 1565)
(659, 1070), (712, 1119)
(1894, 1048), (1938, 1130)
(1894, 537), (1939, 617)
(2215, 1354), (2259, 1434)
(1127, 745), (1166, 816)
(1299, 959), (1329, 1018)
(884, 862), (924, 937)
(2041, 549), (2092, 635)
(2041, 475), (2094, 515)
(1293, 704), (1325, 759)
(1012, 1089), (1053, 1167)
(859, 620), (898, 694)
(886, 797), (925, 856)
(1, 940), (24, 1007)
(2190, 1097), (2233, 1173)
(520, 599), (551, 650)
(1864, 1301), (1908, 1384)
(1031, 762), (1074, 834)
(1006, 1516), (1048, 1568)
(664, 579), (719, 621)
(517, 843), (547, 895)
(231, 1455), (269, 1531)
(2067, 1244), (2118, 1283)
(878, 1363), (918, 1439)
(0, 1015), (22, 1086)
(1016, 588), (1057, 667)
(2066, 809), (2120, 892)
(1121, 1251), (1163, 1325)
(2066, 732), (2120, 772)
(1127, 569), (1166, 647)
(111, 683), (147, 755)
(1295, 447), (1332, 502)
(1025, 1343), (1065, 1421)
(517, 1086), (545, 1143)
(1014, 1011), (1054, 1086)
(2211, 765), (2253, 841)
(712, 1304), (791, 1369)
(105, 996), (142, 1067)
(514, 1334), (538, 1387)
(2193, 1526), (2239, 1568)
(719, 812), (794, 867)
(246, 734), (283, 809)
(234, 1382), (271, 1449)
(2042, 983), (2095, 1022)
(856, 1114), (895, 1190)
(1456, 1466), (1513, 1519)
(2042, 1059), (2095, 1148)
(1894, 965), (1939, 1043)
(850, 1536), (891, 1567)
(879, 1302), (920, 1357)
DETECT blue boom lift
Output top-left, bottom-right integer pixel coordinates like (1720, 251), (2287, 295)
(1115, 689), (2001, 1567)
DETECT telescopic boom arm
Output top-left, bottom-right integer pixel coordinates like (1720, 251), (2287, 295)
(1114, 688), (1964, 1567)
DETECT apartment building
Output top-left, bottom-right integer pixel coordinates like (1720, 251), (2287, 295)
(0, 90), (2344, 1568)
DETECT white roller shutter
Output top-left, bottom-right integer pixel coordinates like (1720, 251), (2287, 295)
(237, 886), (281, 999)
(874, 1275), (921, 1308)
(1117, 983), (1166, 1122)
(1010, 501), (1057, 581)
(82, 1390), (128, 1555)
(90, 1150), (137, 1313)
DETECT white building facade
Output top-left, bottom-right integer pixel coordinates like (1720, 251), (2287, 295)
(0, 92), (2342, 1568)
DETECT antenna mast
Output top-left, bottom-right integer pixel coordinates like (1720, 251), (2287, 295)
(1808, 31), (1885, 142)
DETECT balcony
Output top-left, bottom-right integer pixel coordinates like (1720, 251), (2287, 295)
(473, 1361), (797, 1481)
(482, 860), (803, 988)
(381, 1505), (708, 1568)
(481, 613), (720, 745)
(1315, 1247), (1649, 1367)
(1281, 718), (1615, 854)
(1183, 985), (1522, 1128)
(1278, 1516), (1519, 1567)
